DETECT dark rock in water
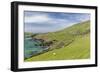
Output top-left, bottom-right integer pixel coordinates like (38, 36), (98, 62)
(24, 37), (52, 59)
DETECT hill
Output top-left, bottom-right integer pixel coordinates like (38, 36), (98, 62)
(25, 21), (90, 61)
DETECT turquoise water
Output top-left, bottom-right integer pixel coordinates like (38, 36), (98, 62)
(24, 38), (48, 59)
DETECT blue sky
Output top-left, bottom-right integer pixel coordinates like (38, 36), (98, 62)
(24, 11), (90, 33)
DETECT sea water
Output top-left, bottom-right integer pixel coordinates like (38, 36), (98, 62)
(24, 38), (48, 59)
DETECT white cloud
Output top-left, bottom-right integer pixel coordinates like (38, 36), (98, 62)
(25, 13), (77, 33)
(25, 14), (51, 23)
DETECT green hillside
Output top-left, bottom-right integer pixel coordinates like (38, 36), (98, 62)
(25, 21), (90, 61)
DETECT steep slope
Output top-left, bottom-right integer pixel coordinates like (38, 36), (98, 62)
(25, 20), (90, 61)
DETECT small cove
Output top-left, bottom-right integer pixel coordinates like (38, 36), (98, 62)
(24, 38), (49, 59)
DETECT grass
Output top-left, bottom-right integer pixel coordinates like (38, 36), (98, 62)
(26, 34), (90, 61)
(25, 20), (90, 62)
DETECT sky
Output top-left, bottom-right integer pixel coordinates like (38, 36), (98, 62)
(24, 11), (90, 33)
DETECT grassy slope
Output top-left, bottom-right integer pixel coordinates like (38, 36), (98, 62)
(25, 21), (90, 61)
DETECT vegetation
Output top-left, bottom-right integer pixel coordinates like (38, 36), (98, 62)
(25, 20), (90, 61)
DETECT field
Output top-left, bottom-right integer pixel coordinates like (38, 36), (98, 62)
(25, 21), (90, 61)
